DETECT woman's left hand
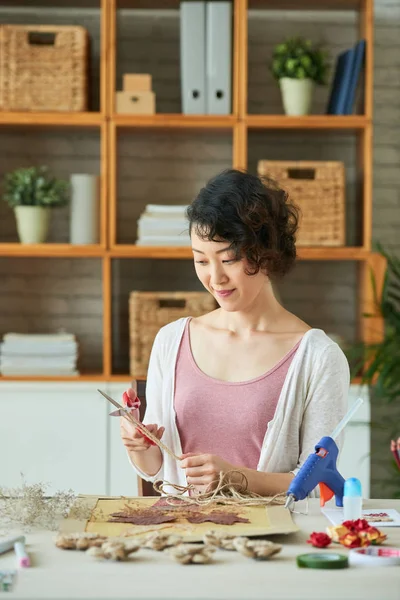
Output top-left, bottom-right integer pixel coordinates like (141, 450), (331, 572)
(180, 453), (234, 491)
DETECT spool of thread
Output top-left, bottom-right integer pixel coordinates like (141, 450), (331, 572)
(296, 552), (349, 569)
(349, 546), (400, 567)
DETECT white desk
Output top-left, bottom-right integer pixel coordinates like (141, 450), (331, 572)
(1, 499), (399, 600)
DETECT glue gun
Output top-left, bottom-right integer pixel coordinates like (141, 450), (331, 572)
(285, 396), (364, 511)
(285, 436), (345, 509)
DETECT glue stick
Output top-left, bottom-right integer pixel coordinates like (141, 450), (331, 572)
(343, 477), (363, 521)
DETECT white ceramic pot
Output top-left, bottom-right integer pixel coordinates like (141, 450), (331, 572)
(14, 206), (51, 244)
(279, 77), (314, 116)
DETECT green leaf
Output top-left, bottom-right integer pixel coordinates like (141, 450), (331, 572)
(2, 166), (69, 208)
(270, 36), (330, 85)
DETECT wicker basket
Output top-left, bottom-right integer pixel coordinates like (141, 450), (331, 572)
(0, 25), (88, 112)
(129, 291), (216, 376)
(257, 160), (345, 247)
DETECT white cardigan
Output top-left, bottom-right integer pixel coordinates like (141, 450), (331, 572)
(129, 317), (350, 496)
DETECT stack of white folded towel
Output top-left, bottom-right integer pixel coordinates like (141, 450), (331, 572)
(0, 332), (79, 376)
(136, 204), (190, 246)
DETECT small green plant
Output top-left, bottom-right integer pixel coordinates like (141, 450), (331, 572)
(271, 37), (329, 85)
(3, 166), (69, 208)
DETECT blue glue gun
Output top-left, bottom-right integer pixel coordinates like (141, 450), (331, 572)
(285, 436), (345, 510)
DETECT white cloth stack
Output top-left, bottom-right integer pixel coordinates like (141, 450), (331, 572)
(0, 332), (79, 376)
(136, 204), (190, 246)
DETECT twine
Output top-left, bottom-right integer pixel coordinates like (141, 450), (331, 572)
(153, 470), (286, 507)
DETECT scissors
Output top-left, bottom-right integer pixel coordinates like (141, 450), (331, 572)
(97, 389), (156, 445)
(97, 388), (141, 417)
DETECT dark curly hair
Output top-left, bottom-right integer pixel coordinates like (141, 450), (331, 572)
(186, 169), (300, 278)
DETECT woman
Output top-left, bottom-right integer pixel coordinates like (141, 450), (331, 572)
(120, 169), (350, 496)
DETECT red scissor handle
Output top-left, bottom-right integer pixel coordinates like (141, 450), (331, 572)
(123, 390), (156, 445)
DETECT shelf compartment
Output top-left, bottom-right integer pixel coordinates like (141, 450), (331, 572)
(0, 244), (106, 258)
(111, 127), (233, 246)
(0, 112), (104, 127)
(0, 256), (104, 376)
(113, 114), (237, 129)
(246, 116), (368, 130)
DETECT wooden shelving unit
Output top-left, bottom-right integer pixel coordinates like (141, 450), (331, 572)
(245, 115), (369, 130)
(0, 112), (104, 127)
(0, 0), (384, 382)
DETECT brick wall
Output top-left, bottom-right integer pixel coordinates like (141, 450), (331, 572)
(0, 2), (399, 496)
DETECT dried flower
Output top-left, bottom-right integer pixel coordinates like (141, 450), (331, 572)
(86, 540), (139, 562)
(342, 519), (369, 532)
(359, 526), (387, 546)
(0, 475), (91, 530)
(55, 533), (106, 550)
(167, 543), (215, 564)
(142, 532), (182, 551)
(328, 519), (387, 549)
(339, 532), (363, 549)
(327, 519), (387, 548)
(232, 537), (282, 560)
(307, 532), (331, 548)
(326, 524), (348, 543)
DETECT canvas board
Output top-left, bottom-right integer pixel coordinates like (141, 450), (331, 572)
(60, 496), (299, 543)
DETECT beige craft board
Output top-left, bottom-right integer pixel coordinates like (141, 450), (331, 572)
(60, 496), (299, 543)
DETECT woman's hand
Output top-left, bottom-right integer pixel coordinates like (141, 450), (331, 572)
(120, 387), (165, 452)
(120, 419), (165, 452)
(180, 453), (235, 491)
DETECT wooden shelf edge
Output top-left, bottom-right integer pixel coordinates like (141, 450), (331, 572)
(0, 113), (368, 131)
(0, 374), (146, 382)
(112, 114), (238, 128)
(110, 245), (193, 259)
(0, 243), (106, 257)
(246, 115), (369, 130)
(0, 112), (104, 127)
(296, 247), (370, 260)
(0, 245), (372, 260)
(0, 374), (107, 382)
(249, 0), (363, 9)
(110, 245), (371, 260)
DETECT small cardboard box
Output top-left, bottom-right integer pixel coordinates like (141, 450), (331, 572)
(116, 90), (155, 114)
(123, 73), (152, 92)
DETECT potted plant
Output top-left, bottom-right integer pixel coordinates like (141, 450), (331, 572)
(2, 166), (69, 244)
(271, 37), (329, 116)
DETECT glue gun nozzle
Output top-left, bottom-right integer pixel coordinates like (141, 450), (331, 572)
(285, 494), (295, 510)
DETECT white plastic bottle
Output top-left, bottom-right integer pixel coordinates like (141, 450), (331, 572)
(343, 477), (363, 521)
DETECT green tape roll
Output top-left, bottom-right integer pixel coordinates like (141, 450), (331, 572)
(296, 553), (349, 569)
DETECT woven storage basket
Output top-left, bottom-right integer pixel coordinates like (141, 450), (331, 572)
(129, 291), (216, 376)
(257, 160), (345, 247)
(0, 25), (88, 111)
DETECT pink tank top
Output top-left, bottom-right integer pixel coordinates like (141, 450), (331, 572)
(174, 319), (301, 470)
